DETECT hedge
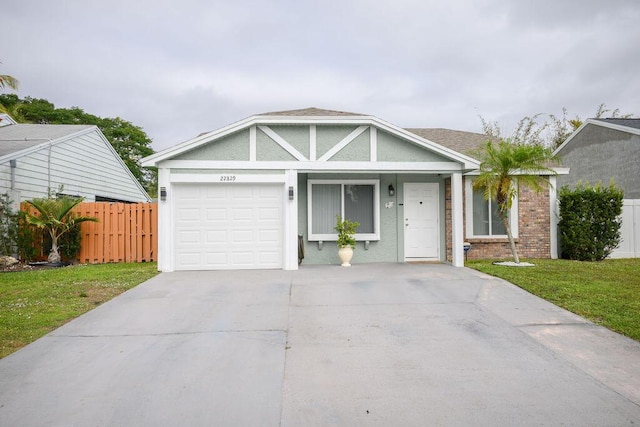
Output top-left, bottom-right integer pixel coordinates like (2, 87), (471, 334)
(558, 182), (623, 261)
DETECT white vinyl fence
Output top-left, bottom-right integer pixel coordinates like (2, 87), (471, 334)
(611, 199), (640, 258)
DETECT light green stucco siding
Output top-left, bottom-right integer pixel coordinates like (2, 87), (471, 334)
(329, 128), (370, 161)
(297, 172), (446, 265)
(377, 130), (449, 162)
(257, 127), (297, 161)
(315, 126), (359, 160)
(268, 125), (310, 159)
(172, 129), (249, 161)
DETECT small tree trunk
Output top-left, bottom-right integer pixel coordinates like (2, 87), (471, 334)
(501, 214), (520, 264)
(48, 238), (61, 264)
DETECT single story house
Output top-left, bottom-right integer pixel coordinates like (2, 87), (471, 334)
(554, 118), (640, 258)
(0, 117), (151, 207)
(142, 108), (565, 271)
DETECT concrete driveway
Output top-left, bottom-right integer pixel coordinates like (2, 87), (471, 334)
(1, 264), (639, 426)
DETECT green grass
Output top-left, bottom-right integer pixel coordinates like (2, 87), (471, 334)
(0, 263), (159, 358)
(468, 258), (640, 341)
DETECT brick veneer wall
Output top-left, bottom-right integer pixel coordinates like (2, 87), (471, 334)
(445, 177), (552, 261)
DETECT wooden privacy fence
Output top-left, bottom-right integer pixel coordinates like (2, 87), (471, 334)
(75, 203), (157, 263)
(20, 202), (157, 264)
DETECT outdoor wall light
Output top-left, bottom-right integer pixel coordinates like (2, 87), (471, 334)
(160, 187), (167, 201)
(388, 184), (395, 197)
(289, 186), (294, 200)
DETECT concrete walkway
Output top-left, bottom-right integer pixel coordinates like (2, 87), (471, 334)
(1, 264), (639, 426)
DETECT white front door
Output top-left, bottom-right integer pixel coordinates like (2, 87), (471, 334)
(404, 183), (439, 260)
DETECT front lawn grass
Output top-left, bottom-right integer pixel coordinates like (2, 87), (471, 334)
(467, 258), (640, 341)
(0, 263), (159, 358)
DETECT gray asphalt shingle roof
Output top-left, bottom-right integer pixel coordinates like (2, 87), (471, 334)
(592, 118), (640, 130)
(261, 107), (364, 117)
(405, 128), (490, 156)
(0, 124), (93, 158)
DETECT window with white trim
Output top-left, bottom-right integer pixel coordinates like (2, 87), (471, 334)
(308, 180), (380, 241)
(465, 179), (518, 238)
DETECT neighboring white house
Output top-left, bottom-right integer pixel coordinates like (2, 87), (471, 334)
(0, 119), (151, 207)
(0, 114), (17, 127)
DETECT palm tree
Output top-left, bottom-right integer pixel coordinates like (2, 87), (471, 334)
(473, 140), (558, 263)
(0, 74), (18, 90)
(23, 196), (98, 264)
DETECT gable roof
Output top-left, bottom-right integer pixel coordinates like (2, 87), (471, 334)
(554, 118), (640, 155)
(405, 128), (489, 157)
(0, 124), (94, 158)
(0, 114), (17, 127)
(260, 107), (364, 117)
(591, 118), (640, 129)
(0, 123), (150, 201)
(142, 109), (481, 170)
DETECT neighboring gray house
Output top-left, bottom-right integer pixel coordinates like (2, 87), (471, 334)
(554, 118), (640, 258)
(143, 108), (565, 272)
(0, 120), (151, 207)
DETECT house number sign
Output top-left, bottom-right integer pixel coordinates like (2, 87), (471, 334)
(219, 175), (237, 182)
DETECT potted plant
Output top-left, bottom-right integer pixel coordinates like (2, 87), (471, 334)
(335, 215), (359, 267)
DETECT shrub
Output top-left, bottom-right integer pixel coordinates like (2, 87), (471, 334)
(558, 182), (623, 261)
(17, 212), (39, 261)
(43, 220), (82, 262)
(0, 193), (19, 256)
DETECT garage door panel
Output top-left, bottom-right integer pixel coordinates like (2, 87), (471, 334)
(174, 183), (283, 270)
(232, 186), (254, 200)
(259, 207), (280, 220)
(205, 252), (228, 266)
(206, 230), (227, 243)
(232, 208), (254, 221)
(259, 251), (281, 265)
(204, 186), (227, 199)
(177, 208), (200, 222)
(259, 229), (280, 243)
(232, 230), (254, 243)
(176, 185), (200, 200)
(206, 208), (227, 221)
(178, 230), (201, 244)
(177, 252), (201, 267)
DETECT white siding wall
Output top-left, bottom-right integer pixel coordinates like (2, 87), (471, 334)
(0, 129), (149, 203)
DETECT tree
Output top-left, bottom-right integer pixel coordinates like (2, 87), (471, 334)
(0, 95), (156, 193)
(23, 196), (98, 264)
(549, 104), (633, 149)
(0, 63), (18, 90)
(473, 140), (559, 264)
(98, 117), (155, 192)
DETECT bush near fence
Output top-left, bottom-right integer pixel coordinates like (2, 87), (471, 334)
(21, 202), (157, 263)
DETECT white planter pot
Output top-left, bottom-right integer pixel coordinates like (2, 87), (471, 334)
(338, 246), (354, 267)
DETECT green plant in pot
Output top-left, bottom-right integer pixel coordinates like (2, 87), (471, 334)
(335, 215), (359, 267)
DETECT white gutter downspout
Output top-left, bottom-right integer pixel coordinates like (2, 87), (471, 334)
(1, 137), (55, 194)
(9, 159), (16, 190)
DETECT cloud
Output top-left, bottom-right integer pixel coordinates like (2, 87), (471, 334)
(1, 0), (638, 151)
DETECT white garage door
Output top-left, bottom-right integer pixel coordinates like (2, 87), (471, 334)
(173, 183), (283, 270)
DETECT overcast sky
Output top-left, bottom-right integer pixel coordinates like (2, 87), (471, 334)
(2, 0), (639, 151)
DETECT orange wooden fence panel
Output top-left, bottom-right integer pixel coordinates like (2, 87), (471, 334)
(74, 202), (158, 263)
(21, 202), (158, 264)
